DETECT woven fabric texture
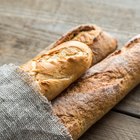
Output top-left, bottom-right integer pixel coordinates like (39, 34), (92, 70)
(0, 64), (72, 140)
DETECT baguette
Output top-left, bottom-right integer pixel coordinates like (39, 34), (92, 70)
(52, 35), (140, 140)
(20, 25), (117, 100)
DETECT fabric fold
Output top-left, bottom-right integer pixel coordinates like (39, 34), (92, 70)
(0, 64), (72, 140)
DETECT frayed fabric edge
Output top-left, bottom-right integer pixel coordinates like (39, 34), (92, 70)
(3, 63), (73, 140)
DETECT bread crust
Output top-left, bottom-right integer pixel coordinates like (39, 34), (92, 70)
(40, 24), (117, 64)
(52, 35), (140, 140)
(20, 25), (117, 100)
(21, 41), (93, 100)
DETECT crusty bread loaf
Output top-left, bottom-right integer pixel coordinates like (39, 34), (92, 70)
(20, 41), (93, 100)
(52, 35), (140, 140)
(20, 24), (117, 100)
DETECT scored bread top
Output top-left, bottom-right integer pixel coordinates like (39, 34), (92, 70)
(21, 41), (93, 100)
(20, 24), (117, 100)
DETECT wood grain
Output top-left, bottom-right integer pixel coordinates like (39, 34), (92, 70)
(114, 84), (140, 118)
(0, 0), (140, 64)
(80, 111), (140, 140)
(0, 0), (140, 139)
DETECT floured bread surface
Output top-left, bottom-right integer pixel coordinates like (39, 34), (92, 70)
(20, 41), (93, 100)
(52, 35), (140, 140)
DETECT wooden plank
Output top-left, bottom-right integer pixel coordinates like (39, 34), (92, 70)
(114, 84), (140, 118)
(80, 111), (140, 140)
(0, 14), (61, 65)
(0, 1), (138, 63)
(0, 0), (140, 46)
(0, 0), (140, 121)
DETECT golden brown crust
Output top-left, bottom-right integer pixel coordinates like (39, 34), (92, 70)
(40, 24), (117, 64)
(20, 24), (117, 100)
(52, 35), (140, 140)
(21, 41), (93, 100)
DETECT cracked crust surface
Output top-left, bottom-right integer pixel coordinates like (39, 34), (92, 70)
(20, 24), (117, 100)
(20, 41), (93, 100)
(52, 35), (140, 140)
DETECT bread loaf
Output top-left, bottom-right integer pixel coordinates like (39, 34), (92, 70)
(20, 25), (117, 100)
(52, 35), (140, 140)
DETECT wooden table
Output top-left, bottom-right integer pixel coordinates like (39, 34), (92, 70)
(0, 0), (139, 139)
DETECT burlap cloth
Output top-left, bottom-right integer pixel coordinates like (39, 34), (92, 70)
(0, 64), (72, 140)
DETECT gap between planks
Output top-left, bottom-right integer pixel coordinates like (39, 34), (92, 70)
(80, 111), (140, 140)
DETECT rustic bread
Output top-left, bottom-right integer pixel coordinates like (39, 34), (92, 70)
(20, 41), (93, 100)
(52, 35), (140, 140)
(20, 24), (117, 100)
